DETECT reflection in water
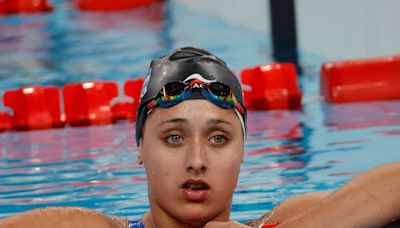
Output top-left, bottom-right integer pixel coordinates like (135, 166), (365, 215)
(0, 16), (55, 98)
(323, 100), (400, 130)
(0, 121), (145, 218)
(45, 1), (169, 87)
(0, 1), (169, 97)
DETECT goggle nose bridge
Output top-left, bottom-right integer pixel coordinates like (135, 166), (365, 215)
(188, 79), (205, 88)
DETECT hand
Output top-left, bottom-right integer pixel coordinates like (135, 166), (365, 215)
(204, 220), (251, 228)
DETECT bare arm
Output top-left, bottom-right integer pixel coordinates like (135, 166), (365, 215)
(0, 207), (128, 228)
(276, 162), (400, 228)
(244, 192), (331, 227)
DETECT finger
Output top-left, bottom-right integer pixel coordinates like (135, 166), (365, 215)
(204, 221), (230, 228)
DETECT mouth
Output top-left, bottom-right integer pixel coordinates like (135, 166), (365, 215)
(181, 179), (210, 202)
(181, 179), (210, 191)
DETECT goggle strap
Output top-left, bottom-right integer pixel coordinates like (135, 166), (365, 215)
(162, 86), (166, 97)
(234, 108), (247, 139)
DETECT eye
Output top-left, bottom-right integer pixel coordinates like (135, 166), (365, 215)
(165, 135), (184, 144)
(209, 135), (227, 144)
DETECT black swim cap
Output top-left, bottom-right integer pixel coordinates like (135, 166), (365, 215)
(135, 47), (246, 145)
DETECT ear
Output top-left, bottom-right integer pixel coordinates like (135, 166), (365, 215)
(137, 143), (144, 165)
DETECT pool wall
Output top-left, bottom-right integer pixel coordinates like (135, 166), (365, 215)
(178, 0), (400, 60)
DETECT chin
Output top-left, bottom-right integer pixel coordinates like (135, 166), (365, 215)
(175, 204), (227, 225)
(179, 214), (213, 226)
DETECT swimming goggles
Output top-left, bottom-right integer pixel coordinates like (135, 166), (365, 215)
(146, 79), (245, 115)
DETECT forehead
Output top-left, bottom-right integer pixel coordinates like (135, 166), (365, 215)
(145, 100), (240, 127)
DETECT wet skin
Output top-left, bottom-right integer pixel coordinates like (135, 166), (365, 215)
(138, 100), (244, 228)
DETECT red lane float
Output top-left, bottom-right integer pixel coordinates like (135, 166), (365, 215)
(0, 112), (13, 132)
(0, 0), (52, 14)
(240, 63), (302, 110)
(114, 77), (145, 121)
(63, 81), (118, 127)
(320, 55), (400, 103)
(124, 77), (144, 105)
(111, 101), (136, 122)
(3, 86), (64, 130)
(110, 77), (145, 122)
(76, 0), (162, 11)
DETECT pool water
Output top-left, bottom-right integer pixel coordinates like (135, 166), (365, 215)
(1, 0), (400, 223)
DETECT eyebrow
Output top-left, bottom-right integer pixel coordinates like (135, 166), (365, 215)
(156, 118), (233, 128)
(206, 118), (233, 126)
(156, 118), (188, 128)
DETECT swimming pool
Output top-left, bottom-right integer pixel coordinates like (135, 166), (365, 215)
(1, 0), (400, 223)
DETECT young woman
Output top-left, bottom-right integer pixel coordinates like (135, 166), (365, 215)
(1, 47), (399, 228)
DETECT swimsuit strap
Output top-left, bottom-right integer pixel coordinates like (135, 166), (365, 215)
(128, 219), (145, 228)
(128, 218), (280, 228)
(260, 222), (282, 228)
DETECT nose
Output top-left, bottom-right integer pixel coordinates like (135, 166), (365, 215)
(185, 138), (208, 174)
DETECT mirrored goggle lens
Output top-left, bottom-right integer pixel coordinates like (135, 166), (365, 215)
(160, 81), (187, 97)
(208, 82), (231, 97)
(159, 81), (232, 98)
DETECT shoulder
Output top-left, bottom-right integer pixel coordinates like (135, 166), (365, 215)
(0, 207), (129, 228)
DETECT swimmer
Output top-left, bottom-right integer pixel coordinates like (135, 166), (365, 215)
(1, 47), (400, 228)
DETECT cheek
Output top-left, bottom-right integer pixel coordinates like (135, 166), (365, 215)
(142, 147), (184, 189)
(211, 148), (243, 186)
(144, 158), (178, 201)
(213, 157), (242, 176)
(145, 159), (178, 179)
(144, 152), (178, 177)
(209, 157), (242, 205)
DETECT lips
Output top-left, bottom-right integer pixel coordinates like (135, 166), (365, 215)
(181, 179), (210, 202)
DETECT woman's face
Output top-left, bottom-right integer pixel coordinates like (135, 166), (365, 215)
(139, 100), (244, 225)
